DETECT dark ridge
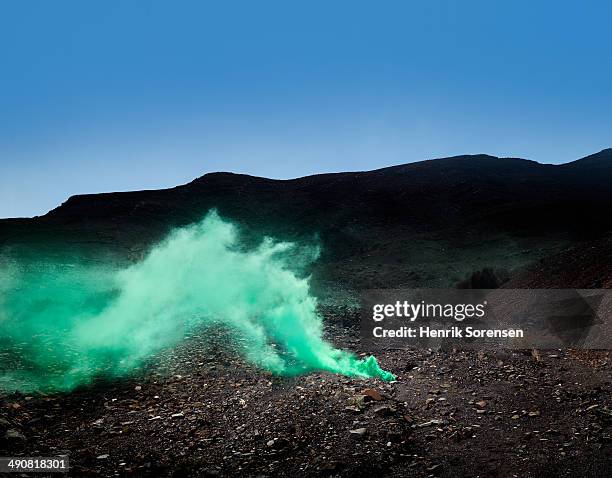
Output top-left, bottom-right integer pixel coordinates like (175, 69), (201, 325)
(561, 148), (612, 168)
(1, 150), (611, 289)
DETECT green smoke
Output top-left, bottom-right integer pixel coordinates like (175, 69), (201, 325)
(0, 211), (394, 392)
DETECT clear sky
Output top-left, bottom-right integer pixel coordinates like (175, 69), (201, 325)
(1, 1), (611, 218)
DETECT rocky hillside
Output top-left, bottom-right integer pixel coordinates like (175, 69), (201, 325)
(1, 149), (611, 289)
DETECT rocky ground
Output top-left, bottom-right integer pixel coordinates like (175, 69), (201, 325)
(0, 323), (611, 477)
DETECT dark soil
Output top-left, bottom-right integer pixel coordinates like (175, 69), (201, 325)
(1, 324), (610, 477)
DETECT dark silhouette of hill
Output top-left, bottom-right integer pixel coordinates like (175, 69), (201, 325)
(561, 147), (612, 171)
(1, 149), (611, 289)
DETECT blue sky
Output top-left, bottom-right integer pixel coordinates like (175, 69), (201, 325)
(1, 1), (611, 218)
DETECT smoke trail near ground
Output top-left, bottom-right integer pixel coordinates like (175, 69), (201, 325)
(0, 211), (394, 392)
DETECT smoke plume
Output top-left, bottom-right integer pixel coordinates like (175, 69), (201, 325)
(0, 211), (394, 392)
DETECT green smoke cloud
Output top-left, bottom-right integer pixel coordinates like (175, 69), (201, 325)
(0, 211), (394, 392)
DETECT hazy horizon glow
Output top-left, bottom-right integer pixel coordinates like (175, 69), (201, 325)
(1, 1), (611, 218)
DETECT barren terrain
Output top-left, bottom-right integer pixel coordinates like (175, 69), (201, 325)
(1, 322), (610, 477)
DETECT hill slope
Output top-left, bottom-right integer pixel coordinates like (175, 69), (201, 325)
(1, 150), (611, 289)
